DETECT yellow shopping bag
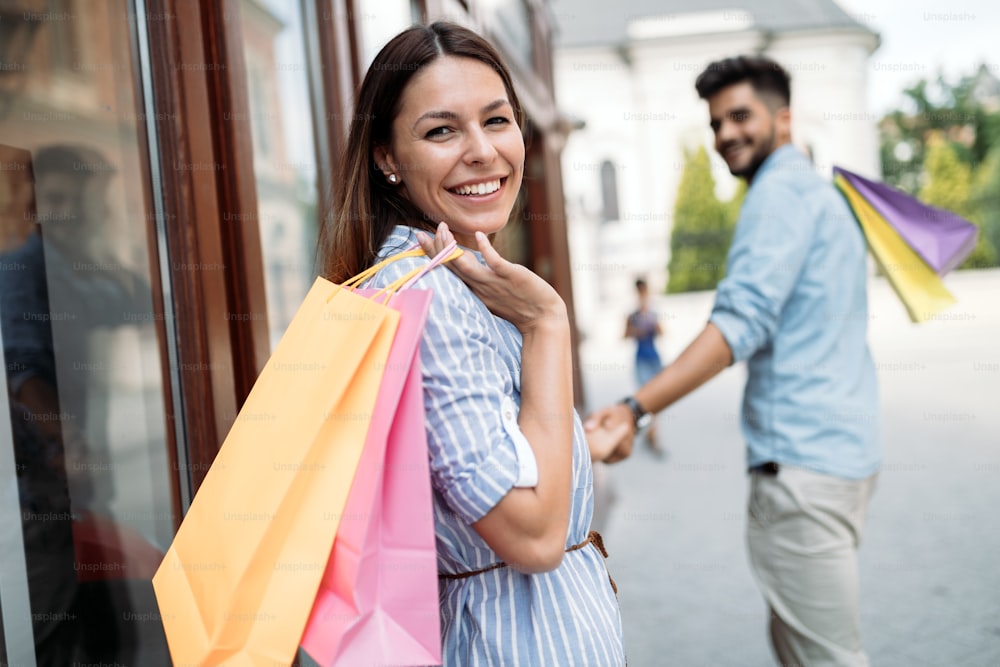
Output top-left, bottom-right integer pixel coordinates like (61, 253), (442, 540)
(834, 172), (957, 323)
(153, 275), (400, 666)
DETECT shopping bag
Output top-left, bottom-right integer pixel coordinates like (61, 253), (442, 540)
(153, 277), (401, 666)
(299, 287), (441, 666)
(834, 170), (959, 323)
(833, 167), (978, 275)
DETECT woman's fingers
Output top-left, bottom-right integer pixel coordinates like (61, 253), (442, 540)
(418, 224), (475, 276)
(418, 222), (451, 254)
(417, 222), (562, 332)
(415, 230), (436, 255)
(585, 419), (634, 463)
(474, 231), (510, 277)
(426, 223), (489, 280)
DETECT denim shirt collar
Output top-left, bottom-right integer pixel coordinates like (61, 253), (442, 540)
(753, 143), (807, 184)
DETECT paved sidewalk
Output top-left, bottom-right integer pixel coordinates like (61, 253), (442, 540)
(580, 269), (1000, 667)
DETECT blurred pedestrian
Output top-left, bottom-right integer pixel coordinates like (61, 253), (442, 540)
(625, 277), (665, 456)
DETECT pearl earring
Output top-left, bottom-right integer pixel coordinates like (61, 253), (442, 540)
(388, 173), (398, 184)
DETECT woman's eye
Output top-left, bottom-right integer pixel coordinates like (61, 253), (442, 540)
(425, 126), (453, 139)
(487, 116), (510, 126)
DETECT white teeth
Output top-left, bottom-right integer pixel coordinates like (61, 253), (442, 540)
(453, 179), (501, 196)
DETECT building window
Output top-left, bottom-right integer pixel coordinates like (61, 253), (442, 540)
(600, 159), (619, 222)
(47, 0), (80, 74)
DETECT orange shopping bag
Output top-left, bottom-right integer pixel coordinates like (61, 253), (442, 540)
(153, 276), (400, 666)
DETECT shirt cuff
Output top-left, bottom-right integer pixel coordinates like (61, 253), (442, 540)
(709, 307), (753, 363)
(500, 396), (538, 488)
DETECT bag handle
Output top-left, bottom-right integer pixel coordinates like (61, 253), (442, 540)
(394, 240), (461, 291)
(338, 240), (462, 303)
(340, 247), (421, 290)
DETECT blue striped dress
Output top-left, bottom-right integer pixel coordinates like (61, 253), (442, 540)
(367, 226), (626, 666)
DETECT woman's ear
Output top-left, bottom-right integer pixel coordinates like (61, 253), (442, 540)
(373, 145), (397, 178)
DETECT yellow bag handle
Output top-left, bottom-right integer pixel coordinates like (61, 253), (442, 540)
(340, 248), (423, 290)
(338, 241), (463, 304)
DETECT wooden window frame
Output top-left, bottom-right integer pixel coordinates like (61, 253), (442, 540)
(303, 0), (363, 227)
(142, 0), (270, 498)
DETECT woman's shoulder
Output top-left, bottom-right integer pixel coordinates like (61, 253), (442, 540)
(368, 226), (422, 286)
(369, 225), (477, 307)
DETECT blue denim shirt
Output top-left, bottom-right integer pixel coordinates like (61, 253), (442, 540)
(710, 145), (881, 480)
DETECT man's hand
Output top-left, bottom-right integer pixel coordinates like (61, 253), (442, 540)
(584, 404), (636, 464)
(584, 324), (733, 466)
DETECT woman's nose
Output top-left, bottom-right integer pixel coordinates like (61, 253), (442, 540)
(463, 127), (497, 164)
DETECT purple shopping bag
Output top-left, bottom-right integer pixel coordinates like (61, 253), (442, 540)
(833, 166), (978, 275)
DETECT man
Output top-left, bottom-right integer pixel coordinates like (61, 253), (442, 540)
(586, 56), (880, 666)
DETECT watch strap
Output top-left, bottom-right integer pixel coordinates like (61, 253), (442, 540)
(621, 396), (649, 427)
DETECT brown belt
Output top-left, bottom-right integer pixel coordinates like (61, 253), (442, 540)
(439, 530), (617, 594)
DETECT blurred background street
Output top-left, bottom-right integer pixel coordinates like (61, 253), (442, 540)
(581, 269), (1000, 667)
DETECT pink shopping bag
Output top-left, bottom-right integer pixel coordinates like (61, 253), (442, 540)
(300, 287), (441, 666)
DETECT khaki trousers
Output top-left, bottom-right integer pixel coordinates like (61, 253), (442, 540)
(747, 465), (878, 667)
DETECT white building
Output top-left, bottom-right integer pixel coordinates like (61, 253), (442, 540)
(552, 0), (880, 336)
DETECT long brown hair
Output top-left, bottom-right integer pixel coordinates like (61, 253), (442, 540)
(319, 22), (524, 283)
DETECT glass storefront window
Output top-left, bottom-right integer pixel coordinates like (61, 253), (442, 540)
(357, 0), (424, 72)
(0, 2), (174, 664)
(239, 0), (320, 346)
(481, 0), (534, 73)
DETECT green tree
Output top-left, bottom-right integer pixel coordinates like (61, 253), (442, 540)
(879, 65), (1000, 195)
(880, 78), (951, 192)
(920, 139), (997, 269)
(971, 145), (1000, 268)
(666, 147), (737, 293)
(725, 179), (747, 227)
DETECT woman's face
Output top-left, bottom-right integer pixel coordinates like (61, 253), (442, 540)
(376, 55), (524, 247)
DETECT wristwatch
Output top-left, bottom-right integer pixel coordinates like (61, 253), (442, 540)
(621, 396), (652, 430)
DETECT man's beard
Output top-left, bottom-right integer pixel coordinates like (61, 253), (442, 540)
(724, 125), (776, 181)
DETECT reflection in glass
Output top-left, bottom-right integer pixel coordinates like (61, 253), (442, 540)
(357, 0), (423, 72)
(0, 3), (174, 664)
(481, 0), (535, 73)
(240, 0), (320, 346)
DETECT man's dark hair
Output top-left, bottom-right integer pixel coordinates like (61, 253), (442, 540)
(695, 56), (791, 110)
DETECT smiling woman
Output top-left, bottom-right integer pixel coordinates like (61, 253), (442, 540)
(373, 56), (524, 247)
(319, 21), (627, 666)
(321, 21), (526, 284)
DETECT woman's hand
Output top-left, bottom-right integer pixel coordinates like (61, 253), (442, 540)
(416, 222), (566, 334)
(584, 415), (635, 463)
(584, 404), (636, 463)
